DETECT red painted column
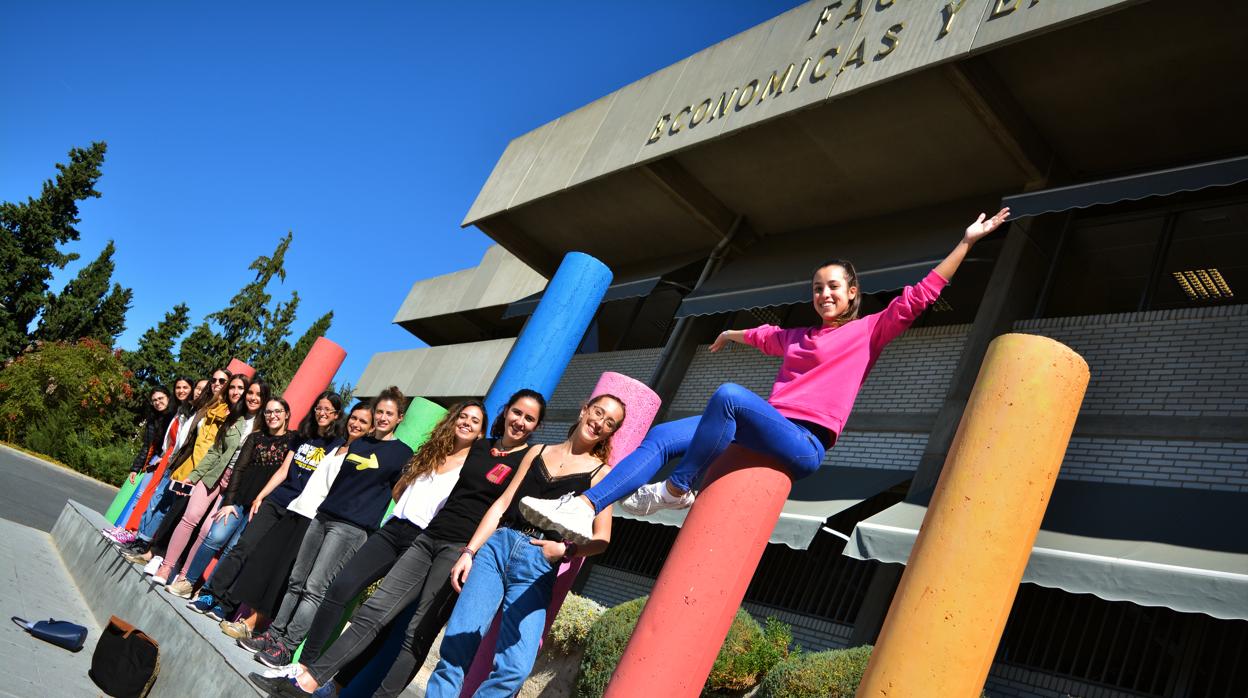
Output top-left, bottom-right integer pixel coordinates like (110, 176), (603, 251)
(604, 445), (791, 698)
(281, 337), (346, 426)
(226, 358), (255, 379)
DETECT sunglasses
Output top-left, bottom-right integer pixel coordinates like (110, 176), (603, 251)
(211, 377), (228, 384)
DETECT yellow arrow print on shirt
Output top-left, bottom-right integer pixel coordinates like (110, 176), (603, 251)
(347, 453), (380, 471)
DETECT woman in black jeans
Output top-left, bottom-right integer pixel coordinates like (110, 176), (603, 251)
(252, 389), (547, 697)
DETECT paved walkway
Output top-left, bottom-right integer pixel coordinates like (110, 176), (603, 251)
(0, 518), (102, 698)
(0, 444), (116, 531)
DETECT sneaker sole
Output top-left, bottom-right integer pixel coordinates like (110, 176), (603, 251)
(166, 588), (194, 599)
(517, 500), (593, 546)
(255, 651), (290, 669)
(206, 610), (226, 622)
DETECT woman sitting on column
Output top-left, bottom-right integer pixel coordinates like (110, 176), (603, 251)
(255, 390), (546, 698)
(522, 208), (1010, 545)
(186, 391), (344, 620)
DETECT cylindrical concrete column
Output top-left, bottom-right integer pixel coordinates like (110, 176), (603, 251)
(281, 337), (346, 427)
(856, 333), (1088, 697)
(605, 444), (792, 697)
(482, 252), (611, 422)
(460, 371), (662, 696)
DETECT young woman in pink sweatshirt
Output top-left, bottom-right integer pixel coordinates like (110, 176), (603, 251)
(522, 208), (1010, 544)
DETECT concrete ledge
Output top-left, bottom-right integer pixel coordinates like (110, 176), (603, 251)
(50, 500), (262, 698)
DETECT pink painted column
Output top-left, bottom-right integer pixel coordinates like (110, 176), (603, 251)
(460, 371), (662, 696)
(226, 358), (255, 379)
(281, 337), (346, 426)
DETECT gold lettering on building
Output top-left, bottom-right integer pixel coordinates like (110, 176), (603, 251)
(810, 2), (843, 39)
(876, 23), (904, 59)
(792, 57), (813, 91)
(736, 79), (759, 109)
(708, 88), (738, 122)
(669, 106), (691, 135)
(648, 114), (670, 144)
(838, 0), (864, 28)
(758, 63), (796, 103)
(877, 0), (896, 8)
(811, 47), (839, 82)
(691, 99), (712, 126)
(838, 38), (866, 75)
(939, 0), (967, 39)
(990, 0), (1020, 19)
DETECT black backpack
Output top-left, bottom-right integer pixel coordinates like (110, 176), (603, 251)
(89, 616), (160, 698)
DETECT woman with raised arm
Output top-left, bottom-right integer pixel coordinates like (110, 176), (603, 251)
(522, 209), (1011, 545)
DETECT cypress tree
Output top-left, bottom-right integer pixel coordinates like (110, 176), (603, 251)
(36, 240), (133, 345)
(126, 303), (190, 390)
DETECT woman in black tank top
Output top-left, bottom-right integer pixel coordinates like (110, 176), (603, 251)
(424, 393), (627, 698)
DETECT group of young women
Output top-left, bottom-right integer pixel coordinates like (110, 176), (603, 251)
(101, 209), (1007, 697)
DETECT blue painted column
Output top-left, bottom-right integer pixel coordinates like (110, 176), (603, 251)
(340, 251), (611, 698)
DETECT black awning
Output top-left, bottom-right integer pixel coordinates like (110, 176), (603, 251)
(1004, 155), (1248, 219)
(502, 276), (665, 320)
(674, 259), (941, 318)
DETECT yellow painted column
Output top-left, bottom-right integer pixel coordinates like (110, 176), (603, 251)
(857, 333), (1089, 698)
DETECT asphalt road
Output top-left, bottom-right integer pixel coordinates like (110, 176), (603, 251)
(0, 445), (116, 531)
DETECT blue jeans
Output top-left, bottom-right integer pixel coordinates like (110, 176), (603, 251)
(136, 472), (174, 541)
(584, 383), (828, 511)
(182, 505), (247, 584)
(426, 528), (558, 698)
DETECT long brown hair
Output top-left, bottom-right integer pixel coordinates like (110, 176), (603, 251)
(812, 259), (861, 326)
(567, 394), (626, 464)
(392, 400), (486, 500)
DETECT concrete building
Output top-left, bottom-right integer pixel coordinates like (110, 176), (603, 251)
(361, 3), (1247, 696)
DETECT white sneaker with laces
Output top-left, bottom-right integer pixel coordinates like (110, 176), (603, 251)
(143, 556), (163, 577)
(619, 481), (695, 516)
(258, 663), (303, 679)
(518, 494), (595, 546)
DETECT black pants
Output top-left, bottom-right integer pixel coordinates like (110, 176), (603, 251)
(306, 533), (463, 698)
(207, 499), (284, 613)
(300, 517), (424, 662)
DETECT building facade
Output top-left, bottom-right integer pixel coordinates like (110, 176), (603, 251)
(361, 2), (1247, 696)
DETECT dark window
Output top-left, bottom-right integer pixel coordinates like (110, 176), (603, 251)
(1043, 216), (1165, 317)
(1147, 202), (1247, 310)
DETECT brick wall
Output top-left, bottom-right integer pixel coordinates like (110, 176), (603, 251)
(548, 348), (661, 410)
(1014, 305), (1248, 418)
(1015, 306), (1248, 492)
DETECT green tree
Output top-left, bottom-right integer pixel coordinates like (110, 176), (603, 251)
(266, 308), (334, 389)
(208, 231), (292, 364)
(125, 302), (190, 390)
(251, 291), (300, 386)
(0, 142), (108, 358)
(35, 240), (133, 345)
(177, 321), (227, 379)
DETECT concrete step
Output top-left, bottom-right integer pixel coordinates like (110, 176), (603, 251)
(50, 500), (263, 698)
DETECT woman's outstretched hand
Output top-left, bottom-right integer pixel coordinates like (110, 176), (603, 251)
(709, 332), (730, 353)
(964, 207), (1010, 245)
(450, 553), (473, 592)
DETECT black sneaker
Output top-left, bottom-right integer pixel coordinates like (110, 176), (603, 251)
(256, 642), (293, 669)
(239, 630), (274, 653)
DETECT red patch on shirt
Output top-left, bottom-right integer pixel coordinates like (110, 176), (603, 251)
(486, 463), (512, 485)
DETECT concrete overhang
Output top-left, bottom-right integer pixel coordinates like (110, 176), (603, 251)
(354, 338), (515, 400)
(393, 245), (547, 345)
(463, 0), (1248, 277)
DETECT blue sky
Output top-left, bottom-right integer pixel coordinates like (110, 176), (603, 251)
(1, 1), (797, 389)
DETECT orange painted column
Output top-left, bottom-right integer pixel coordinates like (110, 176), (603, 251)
(281, 337), (346, 427)
(226, 358), (255, 379)
(856, 333), (1088, 698)
(604, 444), (792, 698)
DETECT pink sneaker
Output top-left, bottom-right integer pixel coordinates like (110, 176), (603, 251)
(102, 527), (136, 546)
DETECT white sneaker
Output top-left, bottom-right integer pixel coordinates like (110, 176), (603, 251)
(619, 481), (695, 516)
(518, 494), (595, 546)
(259, 663), (304, 680)
(143, 556), (163, 577)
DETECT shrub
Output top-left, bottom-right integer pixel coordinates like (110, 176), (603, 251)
(575, 596), (792, 697)
(758, 645), (986, 698)
(23, 409), (135, 485)
(547, 593), (606, 655)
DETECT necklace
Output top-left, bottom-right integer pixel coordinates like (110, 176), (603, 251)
(490, 442), (529, 458)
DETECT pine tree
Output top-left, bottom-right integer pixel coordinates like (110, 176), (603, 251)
(125, 303), (190, 390)
(251, 291), (300, 387)
(177, 321), (227, 380)
(35, 241), (133, 345)
(0, 142), (108, 357)
(275, 309), (334, 388)
(208, 231), (292, 365)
